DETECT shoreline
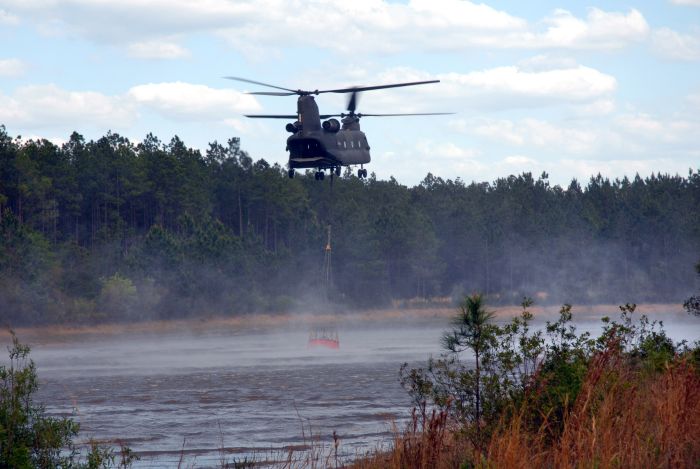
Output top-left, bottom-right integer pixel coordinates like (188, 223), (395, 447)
(1, 303), (686, 344)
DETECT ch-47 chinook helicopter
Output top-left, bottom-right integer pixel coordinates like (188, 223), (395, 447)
(225, 77), (452, 180)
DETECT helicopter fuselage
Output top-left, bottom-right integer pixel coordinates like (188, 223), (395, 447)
(286, 95), (370, 171)
(287, 130), (370, 170)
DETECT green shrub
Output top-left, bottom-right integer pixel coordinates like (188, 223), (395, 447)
(0, 331), (137, 468)
(400, 296), (692, 461)
(98, 274), (137, 321)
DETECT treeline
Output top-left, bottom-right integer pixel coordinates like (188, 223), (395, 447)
(0, 126), (699, 324)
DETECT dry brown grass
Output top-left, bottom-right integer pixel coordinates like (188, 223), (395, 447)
(486, 351), (700, 468)
(350, 349), (700, 469)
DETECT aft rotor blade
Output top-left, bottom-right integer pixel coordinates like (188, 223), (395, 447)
(358, 112), (455, 117)
(319, 80), (441, 94)
(224, 76), (298, 94)
(347, 90), (358, 113)
(244, 114), (298, 119)
(318, 112), (454, 118)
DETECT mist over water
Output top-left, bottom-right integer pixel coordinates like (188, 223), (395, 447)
(30, 320), (446, 467)
(17, 309), (700, 468)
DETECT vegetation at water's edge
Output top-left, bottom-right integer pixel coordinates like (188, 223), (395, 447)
(0, 331), (137, 468)
(353, 297), (700, 469)
(1, 126), (699, 325)
(684, 261), (700, 317)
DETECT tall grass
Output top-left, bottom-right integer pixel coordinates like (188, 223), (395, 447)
(487, 348), (700, 468)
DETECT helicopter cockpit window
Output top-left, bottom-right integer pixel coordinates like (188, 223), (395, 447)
(343, 141), (347, 149)
(350, 141), (354, 148)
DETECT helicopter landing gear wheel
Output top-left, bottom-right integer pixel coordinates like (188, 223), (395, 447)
(288, 169), (295, 179)
(358, 168), (367, 178)
(315, 171), (325, 181)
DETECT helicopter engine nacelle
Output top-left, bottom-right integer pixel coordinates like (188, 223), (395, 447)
(322, 119), (340, 133)
(286, 122), (299, 133)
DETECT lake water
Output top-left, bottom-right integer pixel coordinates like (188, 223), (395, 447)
(21, 310), (700, 468)
(31, 319), (447, 468)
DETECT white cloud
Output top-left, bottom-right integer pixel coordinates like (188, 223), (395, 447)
(1, 1), (650, 55)
(616, 113), (700, 143)
(517, 55), (579, 71)
(469, 118), (598, 154)
(0, 84), (135, 129)
(0, 58), (26, 77)
(651, 27), (700, 61)
(0, 0), (253, 41)
(222, 118), (273, 137)
(503, 155), (537, 166)
(0, 8), (18, 24)
(468, 119), (525, 145)
(688, 92), (700, 107)
(221, 4), (649, 54)
(0, 81), (263, 132)
(416, 140), (479, 160)
(534, 8), (648, 49)
(126, 40), (190, 59)
(128, 82), (260, 120)
(451, 109), (700, 164)
(362, 62), (616, 113)
(556, 158), (693, 182)
(575, 99), (616, 116)
(438, 64), (616, 105)
(18, 135), (67, 147)
(670, 0), (700, 5)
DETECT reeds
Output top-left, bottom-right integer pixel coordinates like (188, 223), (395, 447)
(486, 350), (700, 468)
(351, 406), (469, 469)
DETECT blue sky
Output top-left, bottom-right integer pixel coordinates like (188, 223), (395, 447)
(0, 0), (698, 186)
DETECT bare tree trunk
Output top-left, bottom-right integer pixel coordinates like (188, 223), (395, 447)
(264, 206), (269, 249)
(273, 221), (277, 253)
(475, 346), (481, 450)
(91, 201), (96, 248)
(238, 189), (243, 238)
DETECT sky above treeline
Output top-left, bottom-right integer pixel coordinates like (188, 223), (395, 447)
(0, 0), (698, 186)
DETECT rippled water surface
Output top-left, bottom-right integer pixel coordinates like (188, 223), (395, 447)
(32, 320), (447, 467)
(24, 311), (700, 468)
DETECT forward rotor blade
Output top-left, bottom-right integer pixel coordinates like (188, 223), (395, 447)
(246, 91), (298, 96)
(224, 76), (298, 94)
(244, 114), (298, 119)
(358, 112), (455, 117)
(319, 80), (441, 94)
